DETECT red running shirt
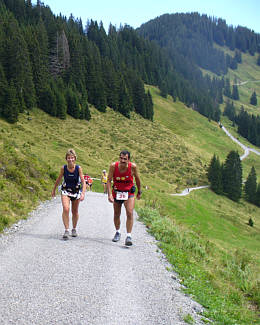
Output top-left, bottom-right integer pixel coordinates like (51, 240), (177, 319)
(113, 161), (133, 192)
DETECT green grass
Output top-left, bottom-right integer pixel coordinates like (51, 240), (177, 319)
(137, 193), (260, 324)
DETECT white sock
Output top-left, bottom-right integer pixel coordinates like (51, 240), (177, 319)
(116, 229), (120, 234)
(127, 233), (131, 238)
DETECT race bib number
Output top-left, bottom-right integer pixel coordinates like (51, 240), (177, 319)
(116, 191), (128, 200)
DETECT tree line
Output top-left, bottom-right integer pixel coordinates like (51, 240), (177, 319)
(1, 2), (259, 126)
(208, 152), (260, 207)
(137, 13), (260, 75)
(0, 0), (155, 123)
(137, 13), (260, 123)
(0, 0), (226, 125)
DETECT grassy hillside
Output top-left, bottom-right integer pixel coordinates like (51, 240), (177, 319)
(0, 102), (208, 231)
(226, 50), (260, 116)
(208, 46), (260, 116)
(148, 85), (260, 179)
(1, 84), (260, 324)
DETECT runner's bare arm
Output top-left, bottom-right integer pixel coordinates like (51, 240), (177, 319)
(132, 163), (141, 200)
(51, 166), (64, 197)
(107, 163), (115, 203)
(79, 167), (86, 200)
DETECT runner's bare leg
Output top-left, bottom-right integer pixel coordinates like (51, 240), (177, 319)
(71, 199), (80, 229)
(61, 195), (70, 229)
(113, 202), (122, 231)
(124, 197), (135, 233)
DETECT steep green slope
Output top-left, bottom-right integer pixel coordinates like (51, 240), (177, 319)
(226, 51), (260, 115)
(0, 102), (206, 231)
(213, 45), (260, 116)
(149, 85), (260, 178)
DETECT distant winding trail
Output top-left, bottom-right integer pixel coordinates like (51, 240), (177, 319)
(221, 124), (260, 160)
(172, 124), (260, 197)
(234, 79), (260, 86)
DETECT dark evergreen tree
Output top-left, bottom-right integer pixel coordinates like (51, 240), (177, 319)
(132, 75), (146, 118)
(38, 85), (56, 116)
(2, 13), (36, 110)
(25, 23), (49, 104)
(85, 43), (106, 113)
(66, 86), (80, 119)
(229, 58), (238, 70)
(244, 166), (257, 204)
(145, 90), (154, 121)
(118, 78), (132, 118)
(160, 80), (168, 98)
(232, 84), (239, 100)
(79, 90), (91, 120)
(207, 154), (223, 194)
(255, 183), (260, 207)
(0, 63), (8, 117)
(234, 50), (242, 63)
(223, 78), (231, 98)
(224, 100), (236, 121)
(237, 106), (249, 138)
(222, 151), (242, 202)
(250, 91), (257, 106)
(102, 57), (119, 111)
(3, 80), (19, 123)
(257, 54), (260, 66)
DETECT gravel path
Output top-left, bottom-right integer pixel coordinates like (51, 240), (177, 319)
(0, 192), (206, 325)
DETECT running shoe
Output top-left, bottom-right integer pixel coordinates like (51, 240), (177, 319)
(63, 230), (69, 240)
(71, 228), (78, 237)
(125, 236), (133, 246)
(112, 232), (121, 242)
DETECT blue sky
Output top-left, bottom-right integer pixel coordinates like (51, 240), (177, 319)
(36, 0), (260, 33)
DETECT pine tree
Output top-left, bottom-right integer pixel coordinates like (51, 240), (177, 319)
(255, 183), (260, 207)
(250, 91), (257, 106)
(132, 76), (146, 117)
(26, 22), (49, 102)
(232, 85), (239, 100)
(66, 86), (80, 119)
(222, 151), (242, 202)
(3, 14), (36, 110)
(223, 78), (231, 98)
(118, 78), (131, 118)
(234, 50), (242, 63)
(257, 54), (260, 66)
(160, 80), (168, 98)
(55, 90), (67, 119)
(207, 154), (223, 194)
(0, 63), (8, 117)
(224, 100), (236, 121)
(244, 166), (257, 204)
(79, 90), (91, 120)
(38, 85), (56, 116)
(85, 43), (106, 112)
(3, 80), (19, 123)
(146, 90), (154, 121)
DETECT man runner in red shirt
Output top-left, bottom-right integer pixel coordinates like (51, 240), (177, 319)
(107, 150), (141, 246)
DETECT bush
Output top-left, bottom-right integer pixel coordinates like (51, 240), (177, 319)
(248, 218), (254, 227)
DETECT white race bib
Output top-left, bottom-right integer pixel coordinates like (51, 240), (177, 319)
(116, 191), (129, 200)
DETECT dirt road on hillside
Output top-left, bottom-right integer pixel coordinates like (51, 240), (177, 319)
(0, 192), (205, 325)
